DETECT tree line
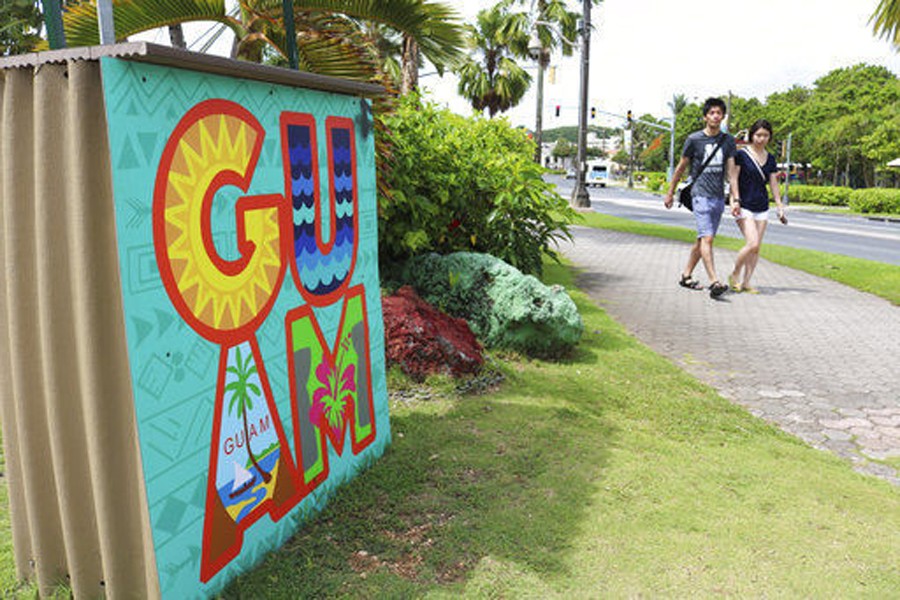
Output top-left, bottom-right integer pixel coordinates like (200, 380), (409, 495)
(618, 64), (899, 189)
(4, 2), (897, 191)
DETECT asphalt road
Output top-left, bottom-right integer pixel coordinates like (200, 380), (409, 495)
(549, 175), (900, 265)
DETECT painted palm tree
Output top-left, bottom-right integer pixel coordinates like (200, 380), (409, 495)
(225, 345), (272, 484)
(872, 0), (900, 51)
(456, 4), (532, 118)
(55, 0), (464, 84)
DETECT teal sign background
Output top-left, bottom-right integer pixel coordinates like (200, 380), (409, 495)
(101, 57), (390, 597)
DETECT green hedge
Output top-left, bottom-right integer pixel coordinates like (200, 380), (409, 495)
(788, 184), (900, 214)
(848, 188), (900, 214)
(788, 184), (853, 206)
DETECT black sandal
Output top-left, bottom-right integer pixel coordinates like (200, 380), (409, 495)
(709, 281), (728, 298)
(678, 274), (702, 290)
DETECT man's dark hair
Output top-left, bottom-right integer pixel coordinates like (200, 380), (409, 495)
(702, 97), (727, 115)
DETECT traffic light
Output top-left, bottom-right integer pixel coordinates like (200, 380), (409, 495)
(590, 106), (596, 119)
(555, 104), (560, 117)
(627, 109), (633, 124)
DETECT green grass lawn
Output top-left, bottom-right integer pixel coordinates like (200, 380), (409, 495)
(212, 261), (898, 597)
(0, 431), (17, 597)
(2, 260), (898, 598)
(575, 211), (900, 305)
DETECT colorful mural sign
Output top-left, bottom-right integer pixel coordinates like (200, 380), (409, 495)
(100, 57), (389, 597)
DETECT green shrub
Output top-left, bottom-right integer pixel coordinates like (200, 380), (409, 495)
(788, 185), (900, 213)
(788, 184), (852, 206)
(378, 95), (577, 276)
(645, 172), (666, 192)
(848, 188), (900, 214)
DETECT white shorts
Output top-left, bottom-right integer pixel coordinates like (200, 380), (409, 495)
(736, 208), (769, 222)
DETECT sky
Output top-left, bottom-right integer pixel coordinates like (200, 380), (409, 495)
(141, 1), (900, 130)
(420, 0), (900, 130)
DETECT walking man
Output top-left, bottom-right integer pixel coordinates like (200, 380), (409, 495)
(664, 97), (738, 298)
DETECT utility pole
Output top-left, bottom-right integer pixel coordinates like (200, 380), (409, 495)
(282, 0), (299, 69)
(626, 109), (634, 189)
(97, 0), (115, 44)
(533, 49), (547, 165)
(40, 0), (66, 49)
(725, 89), (732, 133)
(571, 0), (591, 208)
(667, 112), (676, 181)
(784, 132), (793, 205)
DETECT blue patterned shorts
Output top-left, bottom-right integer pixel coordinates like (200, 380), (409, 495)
(693, 195), (725, 238)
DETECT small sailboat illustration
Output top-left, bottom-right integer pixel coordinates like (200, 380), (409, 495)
(228, 461), (257, 499)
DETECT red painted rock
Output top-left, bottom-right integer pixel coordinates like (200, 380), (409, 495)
(382, 286), (483, 381)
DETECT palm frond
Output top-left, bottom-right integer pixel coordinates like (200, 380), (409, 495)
(872, 0), (900, 51)
(292, 0), (465, 71)
(57, 0), (242, 48)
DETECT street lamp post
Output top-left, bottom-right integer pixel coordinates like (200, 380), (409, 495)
(571, 0), (591, 208)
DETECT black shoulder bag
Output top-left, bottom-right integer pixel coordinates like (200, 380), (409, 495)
(678, 134), (726, 212)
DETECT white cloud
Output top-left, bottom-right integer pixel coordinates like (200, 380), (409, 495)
(423, 0), (900, 127)
(134, 0), (899, 130)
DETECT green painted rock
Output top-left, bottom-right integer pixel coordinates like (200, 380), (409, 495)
(402, 252), (583, 357)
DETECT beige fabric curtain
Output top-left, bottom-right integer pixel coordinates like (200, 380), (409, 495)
(0, 60), (159, 598)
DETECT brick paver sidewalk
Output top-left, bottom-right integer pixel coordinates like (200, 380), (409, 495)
(561, 226), (900, 485)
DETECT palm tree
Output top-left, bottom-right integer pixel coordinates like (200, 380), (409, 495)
(507, 0), (578, 159)
(1, 0), (43, 56)
(55, 0), (464, 84)
(668, 93), (688, 117)
(872, 0), (900, 51)
(511, 0), (578, 60)
(456, 4), (532, 118)
(400, 35), (419, 93)
(225, 345), (271, 483)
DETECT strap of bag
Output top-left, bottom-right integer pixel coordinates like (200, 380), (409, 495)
(741, 147), (768, 183)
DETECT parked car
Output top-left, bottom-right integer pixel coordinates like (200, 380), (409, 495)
(565, 168), (576, 179)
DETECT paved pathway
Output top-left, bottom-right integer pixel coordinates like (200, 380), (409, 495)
(561, 226), (900, 485)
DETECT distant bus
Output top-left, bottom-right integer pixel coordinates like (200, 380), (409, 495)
(586, 160), (610, 187)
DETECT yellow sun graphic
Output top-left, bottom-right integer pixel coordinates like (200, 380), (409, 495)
(160, 112), (283, 334)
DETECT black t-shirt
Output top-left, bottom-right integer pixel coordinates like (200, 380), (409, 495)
(682, 131), (736, 200)
(735, 148), (777, 212)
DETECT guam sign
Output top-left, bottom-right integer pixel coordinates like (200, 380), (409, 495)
(100, 57), (389, 597)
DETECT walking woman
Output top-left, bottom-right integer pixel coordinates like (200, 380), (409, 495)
(728, 119), (786, 293)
